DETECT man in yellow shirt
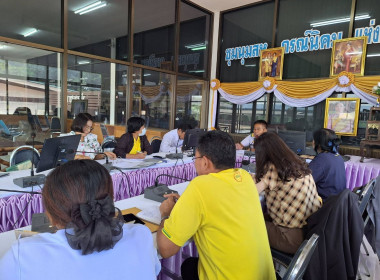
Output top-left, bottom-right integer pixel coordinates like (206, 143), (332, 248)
(157, 130), (275, 280)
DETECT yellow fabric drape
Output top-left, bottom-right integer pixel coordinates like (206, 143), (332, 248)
(218, 75), (380, 99)
(276, 78), (335, 98)
(355, 76), (380, 97)
(220, 81), (262, 96)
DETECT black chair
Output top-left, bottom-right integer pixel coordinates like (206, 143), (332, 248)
(33, 115), (49, 132)
(10, 145), (40, 167)
(151, 138), (162, 153)
(358, 178), (376, 216)
(281, 234), (319, 280)
(50, 117), (61, 136)
(101, 138), (117, 151)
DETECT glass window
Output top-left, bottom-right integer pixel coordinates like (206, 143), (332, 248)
(0, 43), (61, 141)
(67, 55), (110, 122)
(220, 2), (275, 82)
(217, 95), (268, 134)
(354, 0), (380, 75)
(276, 0), (351, 79)
(132, 68), (174, 129)
(115, 64), (128, 125)
(178, 1), (211, 78)
(68, 0), (129, 59)
(176, 76), (206, 128)
(133, 0), (175, 70)
(0, 1), (61, 47)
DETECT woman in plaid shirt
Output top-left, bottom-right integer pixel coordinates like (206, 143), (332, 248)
(252, 132), (321, 254)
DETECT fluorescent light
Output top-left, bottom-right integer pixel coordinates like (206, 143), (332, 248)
(185, 43), (206, 49)
(311, 14), (370, 27)
(74, 1), (107, 15)
(367, 53), (380, 57)
(78, 60), (90, 65)
(143, 74), (151, 76)
(191, 46), (206, 51)
(245, 64), (256, 67)
(189, 70), (205, 73)
(23, 28), (38, 37)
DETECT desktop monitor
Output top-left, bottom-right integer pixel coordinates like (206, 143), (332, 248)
(277, 130), (306, 155)
(36, 135), (81, 173)
(182, 128), (207, 152)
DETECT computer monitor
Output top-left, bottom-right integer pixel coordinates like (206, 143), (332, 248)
(277, 130), (306, 155)
(182, 128), (207, 152)
(36, 135), (81, 173)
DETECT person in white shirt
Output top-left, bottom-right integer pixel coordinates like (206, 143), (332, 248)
(236, 120), (268, 151)
(0, 160), (161, 280)
(160, 123), (193, 153)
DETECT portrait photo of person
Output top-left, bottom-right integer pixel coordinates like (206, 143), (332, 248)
(330, 37), (367, 77)
(258, 47), (285, 81)
(324, 98), (360, 136)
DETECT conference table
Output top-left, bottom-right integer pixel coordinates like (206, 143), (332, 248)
(0, 182), (194, 280)
(0, 155), (197, 233)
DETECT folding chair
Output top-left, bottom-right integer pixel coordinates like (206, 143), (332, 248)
(281, 234), (319, 280)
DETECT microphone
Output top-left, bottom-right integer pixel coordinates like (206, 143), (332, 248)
(166, 138), (183, 159)
(67, 149), (114, 171)
(13, 132), (46, 188)
(0, 188), (40, 195)
(144, 174), (189, 202)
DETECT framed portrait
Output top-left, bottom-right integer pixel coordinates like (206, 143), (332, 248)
(258, 47), (285, 81)
(71, 99), (88, 117)
(324, 98), (360, 136)
(330, 36), (367, 77)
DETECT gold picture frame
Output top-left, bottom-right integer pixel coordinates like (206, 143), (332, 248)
(330, 36), (367, 77)
(324, 98), (360, 136)
(258, 47), (285, 81)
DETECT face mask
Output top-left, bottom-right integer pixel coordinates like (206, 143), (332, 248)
(139, 128), (146, 136)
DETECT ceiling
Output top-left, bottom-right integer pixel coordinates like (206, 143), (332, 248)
(190, 0), (261, 12)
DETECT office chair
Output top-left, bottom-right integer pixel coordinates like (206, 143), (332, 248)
(101, 138), (117, 151)
(151, 139), (162, 153)
(50, 117), (61, 137)
(33, 115), (49, 132)
(10, 145), (40, 167)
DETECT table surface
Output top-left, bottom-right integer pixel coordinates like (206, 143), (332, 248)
(0, 182), (190, 258)
(0, 154), (193, 198)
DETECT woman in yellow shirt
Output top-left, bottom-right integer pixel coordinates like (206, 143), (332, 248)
(114, 117), (153, 159)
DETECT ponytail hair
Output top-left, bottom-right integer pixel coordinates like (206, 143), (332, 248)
(313, 128), (341, 155)
(42, 160), (123, 255)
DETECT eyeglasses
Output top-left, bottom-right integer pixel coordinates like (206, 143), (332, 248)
(192, 156), (203, 162)
(84, 125), (94, 131)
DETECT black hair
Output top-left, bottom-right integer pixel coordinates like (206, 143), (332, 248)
(313, 128), (341, 154)
(127, 117), (145, 133)
(253, 119), (268, 129)
(196, 130), (236, 170)
(42, 160), (123, 255)
(177, 122), (193, 132)
(71, 113), (93, 133)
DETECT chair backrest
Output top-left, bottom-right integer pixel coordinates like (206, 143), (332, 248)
(358, 178), (376, 215)
(50, 117), (61, 131)
(0, 120), (11, 135)
(101, 138), (117, 150)
(28, 114), (37, 130)
(282, 234), (319, 280)
(100, 123), (109, 138)
(151, 139), (162, 153)
(10, 145), (40, 167)
(33, 115), (42, 129)
(45, 115), (51, 128)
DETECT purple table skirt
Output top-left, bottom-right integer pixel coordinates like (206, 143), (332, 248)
(344, 156), (380, 190)
(0, 162), (196, 233)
